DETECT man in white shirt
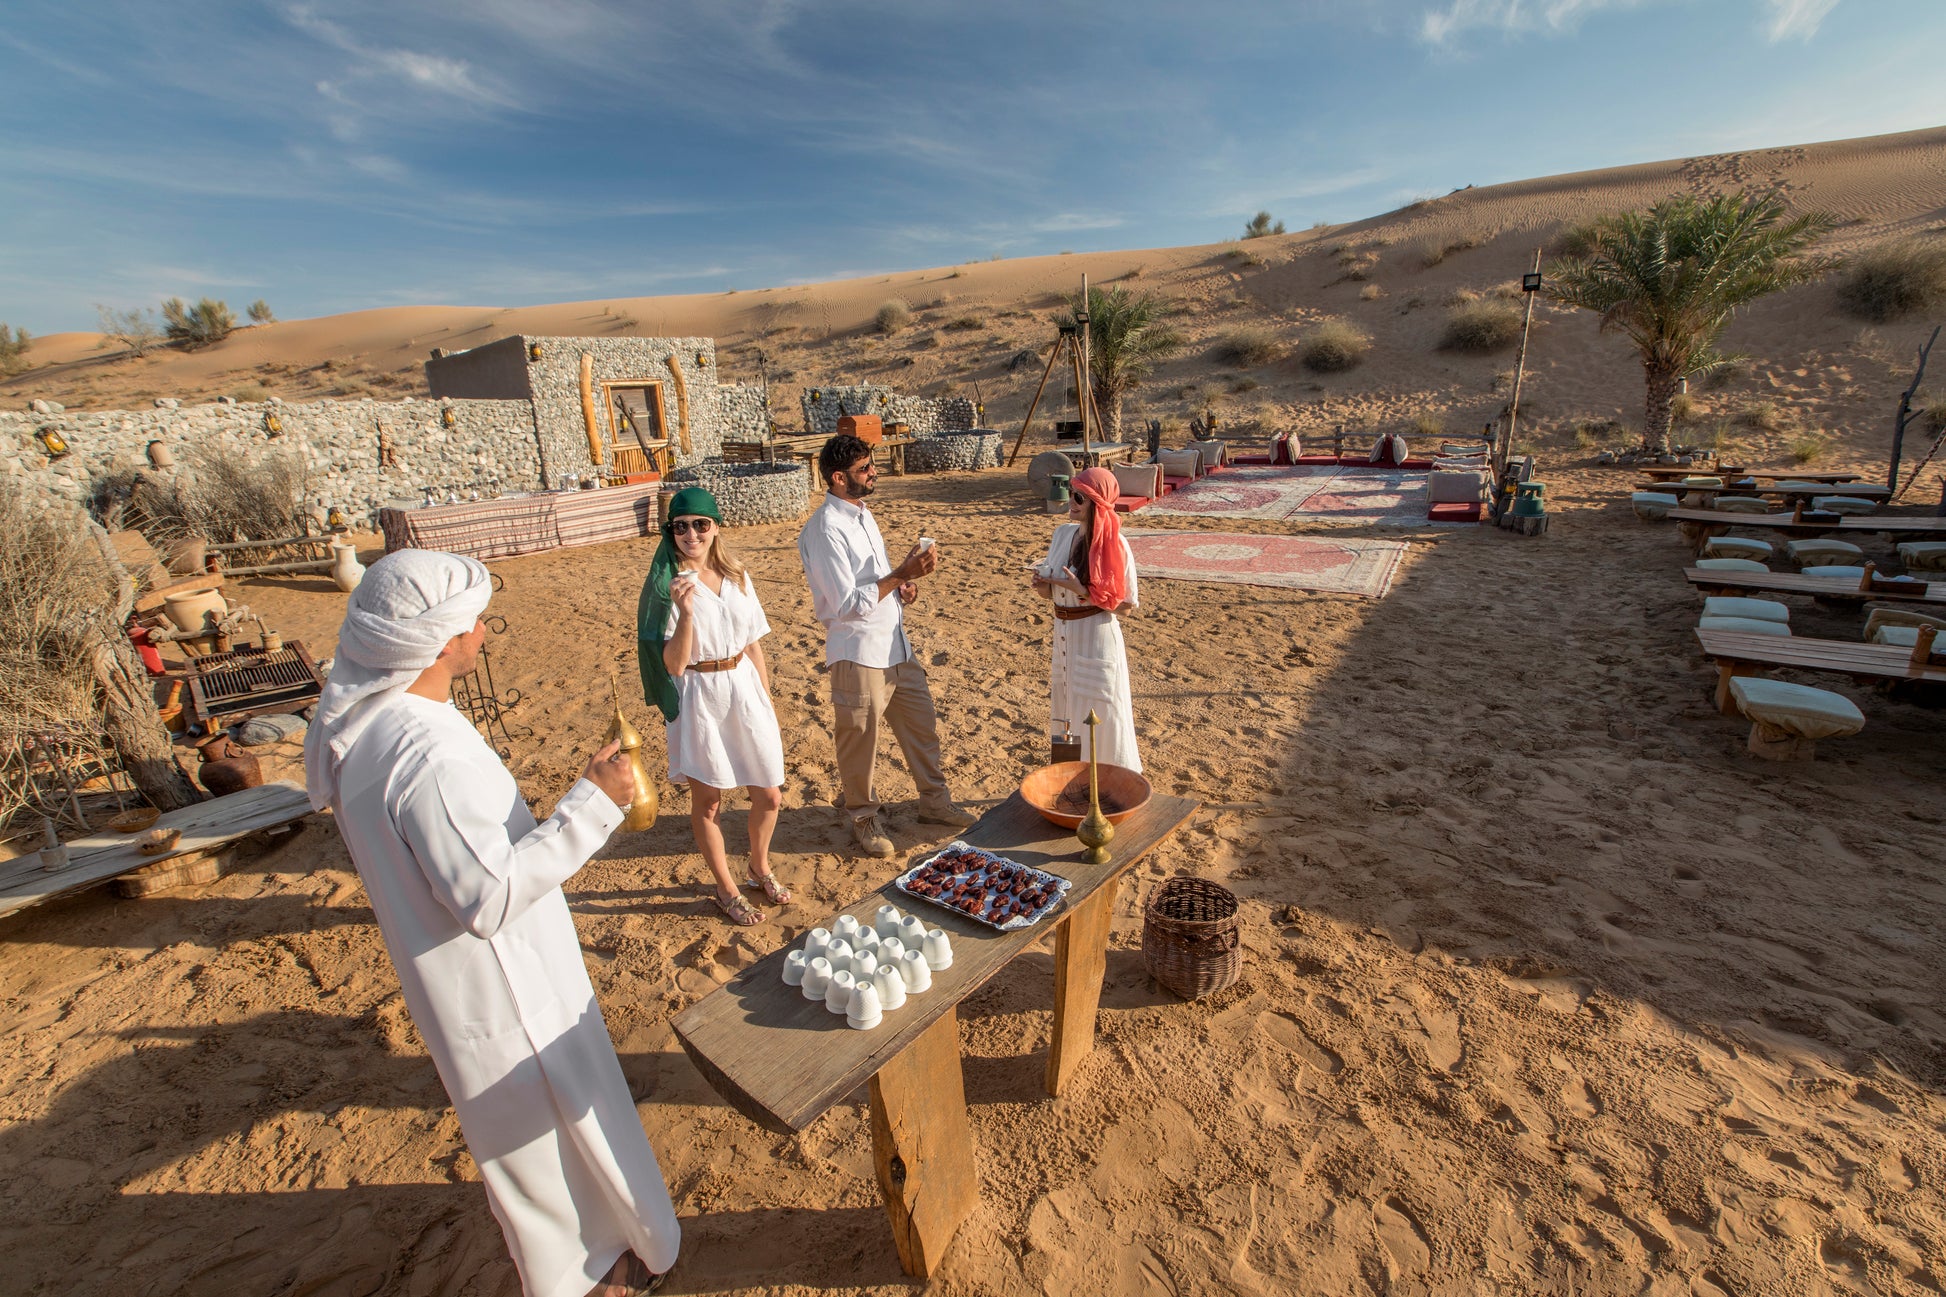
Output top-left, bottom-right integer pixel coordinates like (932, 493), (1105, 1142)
(304, 550), (680, 1297)
(797, 433), (976, 856)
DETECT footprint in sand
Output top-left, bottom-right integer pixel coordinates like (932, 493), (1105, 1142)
(1373, 1196), (1431, 1278)
(1257, 1011), (1342, 1074)
(1561, 1075), (1601, 1119)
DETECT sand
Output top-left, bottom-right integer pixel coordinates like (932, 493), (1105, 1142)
(4, 127), (1946, 1295)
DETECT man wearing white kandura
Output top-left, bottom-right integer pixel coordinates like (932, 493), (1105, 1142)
(797, 432), (976, 858)
(303, 549), (679, 1297)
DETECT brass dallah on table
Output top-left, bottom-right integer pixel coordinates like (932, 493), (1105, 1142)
(1075, 709), (1114, 866)
(607, 675), (660, 831)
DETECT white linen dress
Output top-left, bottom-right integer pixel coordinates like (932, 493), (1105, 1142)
(663, 572), (786, 789)
(1040, 522), (1142, 772)
(332, 693), (681, 1297)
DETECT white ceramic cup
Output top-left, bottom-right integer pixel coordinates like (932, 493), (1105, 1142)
(804, 927), (832, 959)
(899, 948), (932, 993)
(848, 981), (883, 1030)
(825, 970), (855, 1015)
(851, 950), (878, 982)
(923, 928), (953, 971)
(872, 963), (907, 1011)
(918, 537), (935, 552)
(855, 926), (881, 952)
(879, 936), (906, 964)
(783, 950), (808, 986)
(834, 914), (862, 942)
(875, 904), (904, 940)
(801, 956), (833, 1002)
(899, 915), (928, 946)
(825, 937), (852, 966)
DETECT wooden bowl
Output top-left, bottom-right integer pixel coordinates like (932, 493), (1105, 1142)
(110, 807), (160, 833)
(1020, 761), (1153, 830)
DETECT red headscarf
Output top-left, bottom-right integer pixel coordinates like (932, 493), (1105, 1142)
(1069, 467), (1128, 612)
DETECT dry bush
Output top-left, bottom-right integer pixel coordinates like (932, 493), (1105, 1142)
(228, 382), (272, 403)
(1228, 377), (1261, 393)
(1553, 221), (1600, 258)
(1299, 320), (1370, 373)
(1736, 400), (1790, 432)
(129, 441), (308, 548)
(1923, 397), (1946, 435)
(1213, 327), (1283, 367)
(874, 299), (912, 334)
(1789, 435), (1824, 464)
(1572, 417), (1624, 449)
(1360, 284), (1384, 301)
(1836, 240), (1946, 323)
(1441, 300), (1523, 353)
(943, 315), (985, 331)
(1411, 413), (1445, 437)
(1669, 392), (1698, 424)
(1445, 287), (1482, 306)
(161, 297), (236, 348)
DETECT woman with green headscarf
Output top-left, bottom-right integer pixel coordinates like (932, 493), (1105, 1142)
(638, 486), (788, 926)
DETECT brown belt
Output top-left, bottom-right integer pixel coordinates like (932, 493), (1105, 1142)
(1054, 604), (1107, 621)
(690, 650), (746, 672)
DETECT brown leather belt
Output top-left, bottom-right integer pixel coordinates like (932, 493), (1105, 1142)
(690, 650), (746, 672)
(1054, 604), (1107, 621)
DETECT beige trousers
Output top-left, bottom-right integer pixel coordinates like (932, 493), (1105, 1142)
(830, 658), (949, 819)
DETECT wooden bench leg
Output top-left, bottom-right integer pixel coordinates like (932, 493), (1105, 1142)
(869, 1006), (977, 1278)
(1046, 874), (1119, 1097)
(1714, 662), (1763, 715)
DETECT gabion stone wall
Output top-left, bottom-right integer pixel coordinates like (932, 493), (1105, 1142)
(716, 384), (772, 441)
(1, 397), (540, 525)
(800, 386), (976, 438)
(666, 460), (810, 527)
(515, 335), (724, 482)
(904, 429), (1005, 473)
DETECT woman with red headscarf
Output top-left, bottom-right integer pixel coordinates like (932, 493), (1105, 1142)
(1028, 466), (1142, 772)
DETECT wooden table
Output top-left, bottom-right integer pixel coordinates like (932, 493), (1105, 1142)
(1638, 467), (1865, 483)
(1642, 482), (1888, 506)
(673, 791), (1200, 1277)
(1695, 627), (1946, 713)
(1684, 567), (1943, 605)
(1666, 508), (1946, 554)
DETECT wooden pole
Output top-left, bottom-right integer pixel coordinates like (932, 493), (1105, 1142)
(1889, 325), (1939, 499)
(1006, 337), (1066, 466)
(1078, 274), (1093, 455)
(1502, 248), (1543, 465)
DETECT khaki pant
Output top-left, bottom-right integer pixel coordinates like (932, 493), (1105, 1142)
(830, 659), (949, 819)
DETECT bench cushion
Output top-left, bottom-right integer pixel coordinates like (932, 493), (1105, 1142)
(1156, 449), (1202, 480)
(1694, 557), (1770, 572)
(1787, 539), (1866, 567)
(1702, 537), (1774, 560)
(1188, 439), (1228, 471)
(1112, 462), (1163, 500)
(1710, 495), (1773, 514)
(1703, 596), (1790, 623)
(1872, 624), (1922, 647)
(1698, 615), (1792, 636)
(1812, 495), (1877, 515)
(1631, 491), (1680, 520)
(1430, 470), (1490, 504)
(1679, 476), (1726, 489)
(1897, 542), (1946, 572)
(1294, 454), (1338, 465)
(1864, 607), (1946, 640)
(1727, 678), (1866, 739)
(1111, 496), (1150, 513)
(1803, 565), (1868, 581)
(1427, 501), (1482, 523)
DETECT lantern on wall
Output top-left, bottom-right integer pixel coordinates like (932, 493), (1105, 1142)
(441, 406), (458, 428)
(808, 389), (822, 404)
(263, 412), (283, 436)
(528, 342), (544, 361)
(35, 426), (69, 458)
(877, 393), (889, 406)
(695, 351), (710, 368)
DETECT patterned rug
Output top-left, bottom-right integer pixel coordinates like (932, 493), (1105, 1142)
(1124, 530), (1409, 599)
(1142, 465), (1445, 526)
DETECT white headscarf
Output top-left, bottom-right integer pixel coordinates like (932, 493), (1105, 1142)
(303, 549), (493, 810)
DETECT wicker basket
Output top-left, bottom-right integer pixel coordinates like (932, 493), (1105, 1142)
(1142, 876), (1241, 1000)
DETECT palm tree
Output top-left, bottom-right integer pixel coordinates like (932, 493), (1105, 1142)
(1068, 285), (1183, 443)
(1548, 190), (1836, 453)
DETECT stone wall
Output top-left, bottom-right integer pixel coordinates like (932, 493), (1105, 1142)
(904, 429), (1005, 473)
(513, 336), (724, 483)
(1, 397), (539, 526)
(799, 386), (975, 438)
(665, 460), (811, 527)
(716, 384), (772, 442)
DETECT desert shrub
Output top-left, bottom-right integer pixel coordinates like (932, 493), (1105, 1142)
(1359, 284), (1383, 301)
(161, 297), (235, 348)
(1789, 435), (1824, 464)
(128, 441), (307, 548)
(1411, 413), (1445, 437)
(1737, 400), (1789, 431)
(0, 324), (29, 376)
(1213, 327), (1282, 366)
(1668, 392), (1697, 423)
(1445, 287), (1482, 306)
(1572, 417), (1624, 448)
(1223, 244), (1267, 267)
(1242, 211), (1285, 239)
(1299, 320), (1370, 373)
(1005, 347), (1040, 372)
(228, 382), (272, 403)
(1228, 377), (1260, 393)
(1492, 283), (1522, 300)
(1554, 221), (1601, 258)
(1923, 397), (1946, 435)
(943, 315), (985, 331)
(1836, 240), (1946, 322)
(96, 305), (160, 358)
(1418, 234), (1482, 269)
(247, 299), (276, 325)
(1440, 300), (1522, 353)
(873, 299), (911, 334)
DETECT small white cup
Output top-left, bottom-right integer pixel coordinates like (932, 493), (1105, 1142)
(783, 950), (808, 986)
(825, 969), (855, 1015)
(825, 937), (852, 965)
(804, 927), (832, 959)
(848, 981), (883, 1030)
(899, 915), (928, 946)
(879, 936), (906, 964)
(899, 948), (932, 993)
(875, 904), (904, 940)
(873, 963), (907, 1011)
(851, 950), (878, 981)
(923, 928), (953, 971)
(855, 926), (881, 952)
(834, 914), (863, 942)
(801, 956), (833, 1002)
(918, 537), (935, 552)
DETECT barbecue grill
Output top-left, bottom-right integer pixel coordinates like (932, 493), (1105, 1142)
(184, 640), (326, 733)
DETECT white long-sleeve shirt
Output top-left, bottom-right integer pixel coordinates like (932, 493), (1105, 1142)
(796, 492), (914, 668)
(331, 693), (680, 1297)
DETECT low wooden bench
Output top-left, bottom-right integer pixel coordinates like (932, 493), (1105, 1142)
(673, 790), (1199, 1278)
(1694, 627), (1946, 714)
(1641, 467), (1855, 482)
(1666, 508), (1946, 555)
(1683, 567), (1945, 606)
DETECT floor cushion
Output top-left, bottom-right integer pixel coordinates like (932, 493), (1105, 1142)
(1431, 470), (1490, 504)
(1631, 491), (1680, 520)
(1702, 537), (1773, 560)
(1872, 624), (1921, 647)
(1703, 596), (1790, 623)
(1786, 538), (1866, 567)
(1189, 439), (1228, 471)
(1112, 462), (1163, 500)
(1698, 615), (1792, 636)
(1427, 501), (1482, 523)
(1812, 496), (1878, 516)
(1695, 557), (1770, 572)
(1896, 542), (1946, 572)
(1710, 495), (1773, 514)
(1728, 677), (1866, 761)
(1294, 454), (1338, 465)
(1156, 449), (1202, 481)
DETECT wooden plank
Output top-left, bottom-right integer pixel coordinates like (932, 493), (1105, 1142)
(0, 783), (313, 917)
(1694, 629), (1946, 683)
(1046, 874), (1119, 1097)
(672, 792), (1200, 1132)
(1667, 508), (1945, 533)
(869, 1008), (978, 1278)
(1683, 568), (1944, 605)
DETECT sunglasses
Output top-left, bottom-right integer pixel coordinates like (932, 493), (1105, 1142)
(670, 518), (715, 535)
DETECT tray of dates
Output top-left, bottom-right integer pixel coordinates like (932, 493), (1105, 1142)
(895, 841), (1072, 931)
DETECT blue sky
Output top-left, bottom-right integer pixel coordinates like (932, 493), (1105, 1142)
(3, 0), (1941, 334)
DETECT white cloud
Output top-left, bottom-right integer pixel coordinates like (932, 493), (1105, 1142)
(1419, 0), (1660, 45)
(1763, 0), (1837, 40)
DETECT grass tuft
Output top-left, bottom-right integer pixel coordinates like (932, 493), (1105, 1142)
(1212, 327), (1283, 367)
(1299, 320), (1370, 373)
(1440, 300), (1523, 353)
(1835, 240), (1946, 323)
(874, 299), (912, 334)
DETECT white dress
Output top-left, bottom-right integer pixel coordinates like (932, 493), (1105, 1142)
(663, 571), (786, 789)
(1041, 523), (1142, 772)
(331, 693), (681, 1297)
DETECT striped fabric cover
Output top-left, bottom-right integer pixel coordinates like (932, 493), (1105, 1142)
(552, 483), (662, 550)
(380, 483), (662, 560)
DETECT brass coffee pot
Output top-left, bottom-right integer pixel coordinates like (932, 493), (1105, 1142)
(607, 677), (659, 831)
(1075, 709), (1114, 866)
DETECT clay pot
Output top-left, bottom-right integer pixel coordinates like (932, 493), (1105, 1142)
(146, 440), (176, 469)
(329, 538), (365, 594)
(197, 735), (263, 797)
(162, 585), (227, 633)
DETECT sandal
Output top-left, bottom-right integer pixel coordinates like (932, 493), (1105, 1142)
(745, 870), (792, 905)
(712, 889), (764, 926)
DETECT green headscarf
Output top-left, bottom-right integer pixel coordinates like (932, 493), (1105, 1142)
(637, 486), (724, 722)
